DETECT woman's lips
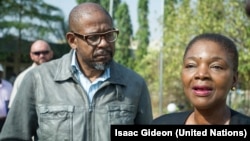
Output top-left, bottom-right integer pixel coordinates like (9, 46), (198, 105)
(192, 86), (213, 96)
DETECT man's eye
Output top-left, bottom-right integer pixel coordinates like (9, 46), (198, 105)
(87, 35), (100, 41)
(105, 33), (113, 39)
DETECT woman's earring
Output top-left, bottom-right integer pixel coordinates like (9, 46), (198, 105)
(231, 87), (236, 91)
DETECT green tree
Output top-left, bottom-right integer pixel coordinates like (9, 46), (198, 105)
(114, 2), (133, 67)
(135, 0), (149, 58)
(161, 0), (195, 114)
(77, 0), (99, 4)
(0, 0), (66, 73)
(0, 0), (65, 42)
(133, 0), (149, 71)
(76, 0), (120, 17)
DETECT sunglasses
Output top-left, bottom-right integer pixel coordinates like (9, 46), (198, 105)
(32, 50), (50, 56)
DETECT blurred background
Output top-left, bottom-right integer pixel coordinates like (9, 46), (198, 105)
(0, 0), (250, 118)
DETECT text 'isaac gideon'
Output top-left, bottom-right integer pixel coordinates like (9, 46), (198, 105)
(115, 129), (173, 136)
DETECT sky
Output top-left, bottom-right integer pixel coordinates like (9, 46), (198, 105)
(44, 0), (163, 42)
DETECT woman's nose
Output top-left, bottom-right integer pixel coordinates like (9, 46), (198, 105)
(194, 65), (210, 80)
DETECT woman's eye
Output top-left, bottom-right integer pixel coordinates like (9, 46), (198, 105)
(211, 65), (223, 70)
(185, 64), (195, 68)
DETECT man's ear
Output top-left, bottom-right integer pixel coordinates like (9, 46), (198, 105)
(66, 32), (77, 49)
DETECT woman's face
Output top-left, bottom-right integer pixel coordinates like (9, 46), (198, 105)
(181, 40), (237, 110)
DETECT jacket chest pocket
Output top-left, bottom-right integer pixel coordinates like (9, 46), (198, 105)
(108, 105), (136, 124)
(38, 105), (74, 141)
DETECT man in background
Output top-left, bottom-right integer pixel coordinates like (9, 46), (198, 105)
(8, 40), (53, 108)
(0, 64), (12, 131)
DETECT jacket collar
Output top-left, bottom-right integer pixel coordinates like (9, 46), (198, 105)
(53, 49), (75, 82)
(54, 49), (126, 86)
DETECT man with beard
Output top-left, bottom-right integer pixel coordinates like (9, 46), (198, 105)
(0, 2), (153, 141)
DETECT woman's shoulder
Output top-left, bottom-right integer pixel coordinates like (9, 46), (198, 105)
(151, 111), (192, 125)
(230, 109), (250, 124)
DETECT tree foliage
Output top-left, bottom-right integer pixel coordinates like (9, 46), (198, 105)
(134, 0), (149, 60)
(133, 0), (150, 73)
(114, 2), (133, 67)
(0, 0), (67, 75)
(0, 0), (65, 42)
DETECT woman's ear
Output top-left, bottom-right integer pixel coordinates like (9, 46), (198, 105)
(232, 71), (238, 88)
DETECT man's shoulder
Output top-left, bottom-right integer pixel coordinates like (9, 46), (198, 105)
(15, 65), (35, 81)
(112, 61), (141, 76)
(111, 62), (145, 82)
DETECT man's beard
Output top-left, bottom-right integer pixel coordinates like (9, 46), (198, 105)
(92, 49), (113, 70)
(92, 60), (112, 70)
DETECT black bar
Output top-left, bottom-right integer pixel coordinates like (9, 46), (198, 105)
(111, 125), (250, 140)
